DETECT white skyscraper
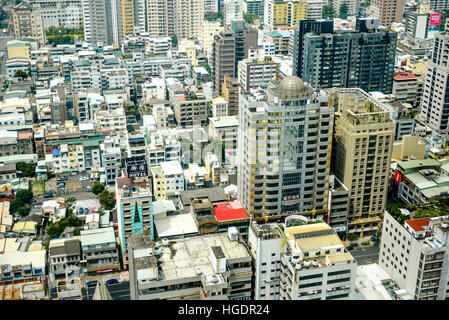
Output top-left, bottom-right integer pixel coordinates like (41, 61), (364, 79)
(237, 76), (334, 223)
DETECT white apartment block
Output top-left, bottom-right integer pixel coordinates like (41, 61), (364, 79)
(101, 136), (122, 185)
(224, 0), (243, 25)
(142, 78), (166, 101)
(248, 221), (357, 300)
(145, 129), (181, 166)
(238, 57), (278, 92)
(30, 0), (83, 28)
(211, 96), (228, 117)
(379, 210), (449, 300)
(159, 160), (185, 196)
(200, 20), (224, 56)
(147, 37), (171, 56)
(152, 105), (175, 129)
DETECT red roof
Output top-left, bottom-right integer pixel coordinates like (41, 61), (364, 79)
(405, 218), (431, 233)
(394, 71), (417, 81)
(213, 202), (248, 222)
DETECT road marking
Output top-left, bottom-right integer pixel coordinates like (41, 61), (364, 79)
(118, 294), (130, 298)
(108, 288), (130, 294)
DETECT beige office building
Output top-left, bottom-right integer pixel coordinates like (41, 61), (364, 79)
(329, 88), (394, 238)
(12, 2), (44, 45)
(370, 0), (405, 27)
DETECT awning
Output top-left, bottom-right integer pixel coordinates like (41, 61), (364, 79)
(96, 269), (113, 274)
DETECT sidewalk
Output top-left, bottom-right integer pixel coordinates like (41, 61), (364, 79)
(82, 271), (129, 284)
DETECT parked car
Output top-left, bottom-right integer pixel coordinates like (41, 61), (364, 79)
(106, 279), (119, 285)
(77, 208), (83, 215)
(86, 280), (97, 288)
(83, 208), (89, 214)
(79, 174), (89, 181)
(57, 176), (68, 182)
(346, 245), (354, 251)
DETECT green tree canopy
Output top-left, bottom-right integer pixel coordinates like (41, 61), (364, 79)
(15, 189), (33, 204)
(322, 4), (334, 19)
(92, 181), (105, 195)
(16, 162), (36, 177)
(339, 3), (349, 19)
(13, 69), (28, 79)
(99, 190), (115, 210)
(243, 12), (259, 24)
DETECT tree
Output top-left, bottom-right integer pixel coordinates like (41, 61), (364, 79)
(339, 3), (348, 19)
(172, 35), (178, 47)
(14, 189), (33, 204)
(17, 206), (30, 217)
(322, 4), (334, 19)
(92, 181), (105, 195)
(66, 197), (76, 206)
(243, 12), (259, 24)
(99, 190), (115, 210)
(13, 69), (28, 79)
(16, 162), (36, 177)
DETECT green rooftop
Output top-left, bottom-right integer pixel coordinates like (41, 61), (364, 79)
(397, 159), (442, 174)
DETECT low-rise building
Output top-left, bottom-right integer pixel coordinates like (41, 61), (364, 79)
(128, 230), (253, 300)
(48, 239), (82, 282)
(392, 159), (449, 205)
(80, 227), (120, 275)
(248, 221), (357, 300)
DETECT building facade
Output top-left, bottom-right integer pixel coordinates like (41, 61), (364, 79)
(238, 76), (334, 222)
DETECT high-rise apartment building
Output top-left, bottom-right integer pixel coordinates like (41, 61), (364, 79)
(264, 0), (308, 32)
(200, 20), (224, 57)
(211, 22), (257, 94)
(173, 0), (204, 38)
(237, 76), (334, 222)
(329, 88), (394, 238)
(224, 0), (243, 25)
(420, 31), (449, 133)
(121, 0), (135, 39)
(232, 20), (258, 72)
(248, 221), (357, 300)
(205, 0), (219, 13)
(115, 176), (154, 267)
(211, 30), (236, 95)
(333, 0), (359, 17)
(370, 0), (405, 27)
(145, 0), (171, 37)
(12, 2), (45, 45)
(294, 18), (397, 94)
(82, 0), (116, 45)
(428, 0), (449, 11)
(243, 0), (264, 19)
(292, 19), (333, 77)
(29, 0), (83, 29)
(238, 56), (278, 92)
(379, 210), (449, 300)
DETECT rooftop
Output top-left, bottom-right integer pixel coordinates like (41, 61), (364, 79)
(405, 218), (431, 233)
(212, 202), (248, 222)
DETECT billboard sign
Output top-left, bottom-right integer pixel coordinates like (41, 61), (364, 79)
(429, 13), (442, 32)
(125, 157), (148, 178)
